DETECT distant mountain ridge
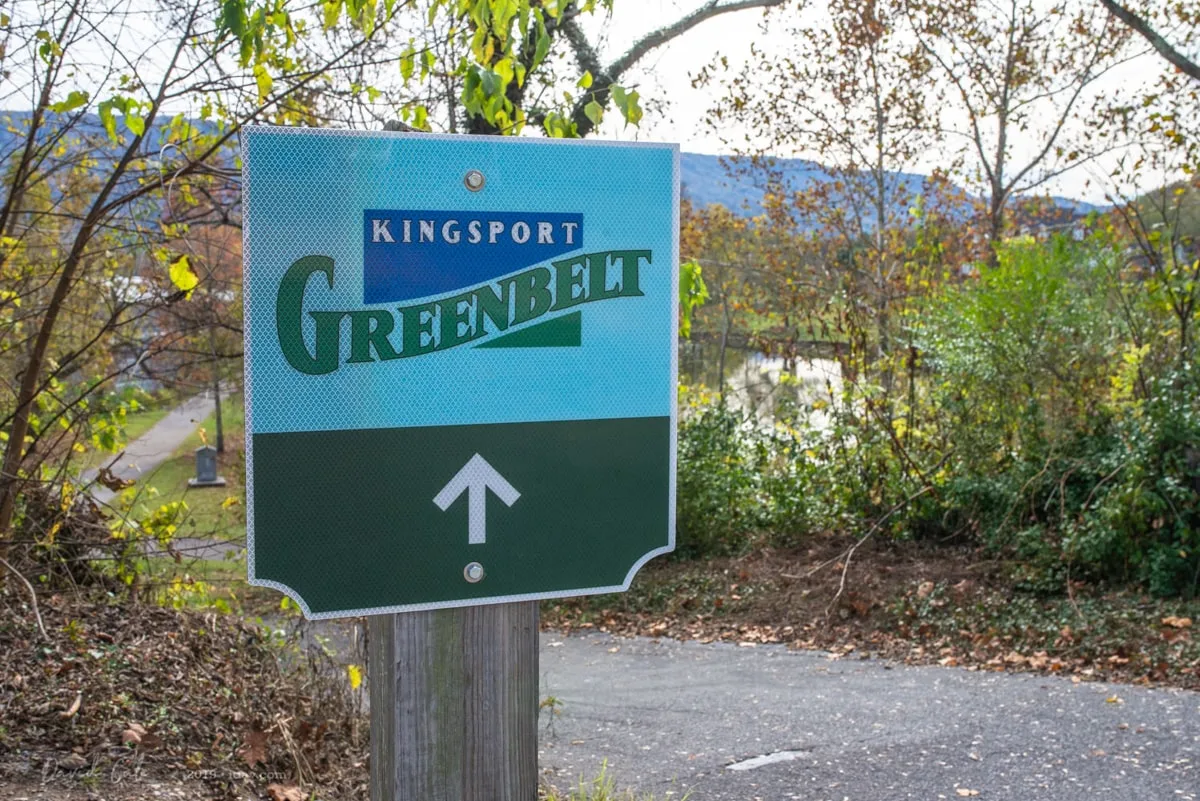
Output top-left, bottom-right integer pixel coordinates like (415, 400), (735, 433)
(0, 112), (1099, 220)
(678, 151), (1102, 220)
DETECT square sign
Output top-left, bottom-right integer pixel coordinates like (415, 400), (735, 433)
(242, 127), (678, 619)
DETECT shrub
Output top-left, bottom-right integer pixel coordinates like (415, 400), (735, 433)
(675, 403), (764, 557)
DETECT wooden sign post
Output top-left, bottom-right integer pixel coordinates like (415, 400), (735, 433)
(368, 602), (538, 801)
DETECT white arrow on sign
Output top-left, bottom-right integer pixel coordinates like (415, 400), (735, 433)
(433, 453), (521, 545)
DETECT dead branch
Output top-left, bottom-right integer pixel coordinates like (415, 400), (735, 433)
(1, 555), (49, 641)
(809, 485), (935, 618)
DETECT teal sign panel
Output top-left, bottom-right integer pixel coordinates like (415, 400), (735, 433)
(242, 127), (678, 619)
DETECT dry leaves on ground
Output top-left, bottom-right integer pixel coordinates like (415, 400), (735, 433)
(267, 784), (305, 801)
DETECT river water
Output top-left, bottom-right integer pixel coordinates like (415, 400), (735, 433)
(679, 342), (842, 427)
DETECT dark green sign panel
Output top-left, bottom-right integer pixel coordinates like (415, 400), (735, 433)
(243, 128), (678, 618)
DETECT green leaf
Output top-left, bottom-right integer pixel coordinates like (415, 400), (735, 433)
(610, 84), (626, 109)
(583, 99), (603, 126)
(542, 112), (575, 139)
(493, 58), (515, 88)
(98, 100), (118, 142)
(610, 84), (642, 128)
(479, 68), (500, 97)
(254, 63), (274, 101)
(50, 90), (89, 114)
(169, 254), (199, 296)
(125, 115), (145, 137)
(678, 259), (709, 338)
(323, 0), (342, 28)
(219, 0), (246, 38)
(532, 29), (551, 68)
(577, 71), (593, 89)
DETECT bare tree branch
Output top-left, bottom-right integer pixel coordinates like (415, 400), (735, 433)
(1, 556), (49, 641)
(1098, 0), (1200, 82)
(562, 0), (788, 136)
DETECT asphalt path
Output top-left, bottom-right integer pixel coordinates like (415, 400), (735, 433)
(86, 391), (218, 505)
(85, 390), (241, 562)
(537, 632), (1199, 801)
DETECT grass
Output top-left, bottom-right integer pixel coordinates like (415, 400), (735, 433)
(542, 762), (688, 801)
(117, 393), (303, 612)
(123, 396), (250, 607)
(132, 395), (246, 543)
(81, 402), (173, 469)
(121, 404), (173, 443)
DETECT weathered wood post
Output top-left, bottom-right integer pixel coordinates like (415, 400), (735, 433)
(367, 602), (539, 801)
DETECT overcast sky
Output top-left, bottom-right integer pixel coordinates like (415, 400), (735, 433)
(589, 0), (771, 153)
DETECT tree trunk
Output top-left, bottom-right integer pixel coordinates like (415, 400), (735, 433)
(210, 322), (224, 453)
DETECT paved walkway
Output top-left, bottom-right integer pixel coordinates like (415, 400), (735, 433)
(86, 391), (218, 506)
(538, 632), (1199, 801)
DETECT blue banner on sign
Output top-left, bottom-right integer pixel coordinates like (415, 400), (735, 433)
(362, 210), (585, 303)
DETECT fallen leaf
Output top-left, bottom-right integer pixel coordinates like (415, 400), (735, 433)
(266, 783), (305, 801)
(956, 789), (980, 797)
(1105, 695), (1123, 704)
(121, 729), (142, 746)
(607, 646), (620, 653)
(60, 691), (82, 719)
(1162, 626), (1191, 643)
(96, 466), (135, 492)
(236, 728), (268, 768)
(1162, 616), (1193, 629)
(59, 753), (88, 771)
(1003, 650), (1026, 665)
(916, 581), (935, 599)
(346, 664), (363, 691)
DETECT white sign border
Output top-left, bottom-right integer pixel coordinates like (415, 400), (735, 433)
(241, 126), (680, 620)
